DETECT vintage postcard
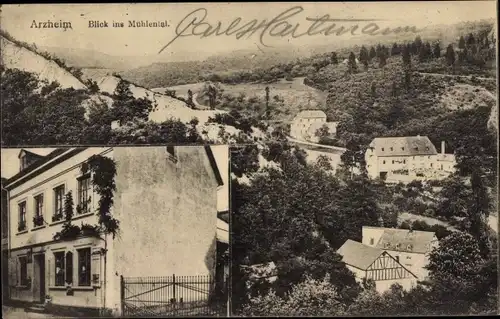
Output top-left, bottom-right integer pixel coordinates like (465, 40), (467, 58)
(1, 1), (499, 318)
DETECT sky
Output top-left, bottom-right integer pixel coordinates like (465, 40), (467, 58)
(1, 146), (229, 211)
(1, 2), (496, 60)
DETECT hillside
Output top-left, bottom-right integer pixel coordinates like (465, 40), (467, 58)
(0, 36), (87, 90)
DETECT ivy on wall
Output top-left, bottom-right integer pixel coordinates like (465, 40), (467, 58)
(53, 155), (119, 241)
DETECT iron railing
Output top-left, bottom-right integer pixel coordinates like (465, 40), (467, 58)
(121, 274), (227, 317)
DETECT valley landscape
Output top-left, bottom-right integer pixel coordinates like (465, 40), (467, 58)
(0, 3), (498, 317)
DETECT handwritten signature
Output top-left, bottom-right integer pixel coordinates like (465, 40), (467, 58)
(159, 6), (422, 54)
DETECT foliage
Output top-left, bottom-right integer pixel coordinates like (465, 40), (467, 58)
(399, 219), (453, 240)
(86, 155), (119, 239)
(53, 192), (81, 241)
(241, 275), (346, 316)
(1, 68), (89, 145)
(111, 80), (153, 124)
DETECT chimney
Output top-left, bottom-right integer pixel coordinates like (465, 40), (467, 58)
(441, 141), (445, 155)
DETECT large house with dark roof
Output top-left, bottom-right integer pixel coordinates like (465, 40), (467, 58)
(3, 146), (226, 315)
(337, 239), (418, 293)
(365, 136), (456, 182)
(362, 226), (439, 279)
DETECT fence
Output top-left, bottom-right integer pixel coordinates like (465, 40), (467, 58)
(121, 275), (227, 317)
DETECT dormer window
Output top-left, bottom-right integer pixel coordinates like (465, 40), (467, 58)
(426, 147), (429, 151)
(407, 244), (413, 251)
(384, 242), (390, 249)
(395, 243), (401, 250)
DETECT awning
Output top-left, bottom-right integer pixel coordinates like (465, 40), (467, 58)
(216, 218), (229, 244)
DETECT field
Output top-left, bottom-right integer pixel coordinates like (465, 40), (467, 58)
(154, 77), (327, 121)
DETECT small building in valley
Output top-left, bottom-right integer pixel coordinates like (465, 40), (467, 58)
(362, 226), (438, 280)
(365, 136), (457, 183)
(337, 239), (418, 293)
(290, 110), (338, 143)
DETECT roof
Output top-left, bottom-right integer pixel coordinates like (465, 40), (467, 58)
(368, 136), (438, 157)
(204, 145), (224, 186)
(18, 149), (44, 160)
(294, 110), (327, 119)
(6, 148), (81, 189)
(7, 146), (223, 190)
(337, 239), (384, 270)
(374, 228), (436, 254)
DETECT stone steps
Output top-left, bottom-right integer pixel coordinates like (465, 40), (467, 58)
(24, 303), (46, 314)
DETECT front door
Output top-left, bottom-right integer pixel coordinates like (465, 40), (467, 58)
(34, 254), (46, 303)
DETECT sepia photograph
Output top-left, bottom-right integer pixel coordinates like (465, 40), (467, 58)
(1, 1), (499, 318)
(1, 146), (229, 317)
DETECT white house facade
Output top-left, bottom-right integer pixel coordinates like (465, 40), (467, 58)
(4, 146), (225, 316)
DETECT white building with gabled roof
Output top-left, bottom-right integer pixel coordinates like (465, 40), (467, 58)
(362, 226), (439, 280)
(365, 136), (457, 182)
(337, 239), (418, 293)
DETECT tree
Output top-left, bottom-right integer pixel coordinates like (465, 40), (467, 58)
(347, 52), (357, 73)
(468, 169), (492, 258)
(187, 89), (194, 108)
(433, 42), (441, 58)
(265, 86), (270, 120)
(458, 35), (466, 49)
(391, 43), (400, 55)
(402, 44), (412, 68)
(330, 51), (339, 64)
(112, 80), (153, 124)
(445, 44), (456, 66)
(1, 68), (89, 145)
(369, 47), (377, 60)
(378, 49), (387, 68)
(466, 33), (476, 47)
(414, 35), (423, 53)
(359, 46), (369, 69)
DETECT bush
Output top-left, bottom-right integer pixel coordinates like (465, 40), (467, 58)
(241, 275), (345, 316)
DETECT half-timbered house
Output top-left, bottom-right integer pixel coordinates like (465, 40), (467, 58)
(337, 239), (418, 293)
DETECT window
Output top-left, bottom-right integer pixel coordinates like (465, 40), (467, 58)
(370, 238), (374, 245)
(77, 175), (91, 215)
(395, 256), (400, 263)
(392, 160), (394, 164)
(401, 147), (405, 151)
(53, 185), (65, 222)
(403, 160), (406, 164)
(395, 243), (401, 250)
(18, 202), (27, 232)
(390, 147), (393, 151)
(383, 160), (386, 164)
(78, 248), (91, 286)
(19, 256), (28, 286)
(430, 163), (433, 168)
(54, 252), (65, 286)
(381, 147), (385, 151)
(33, 195), (44, 227)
